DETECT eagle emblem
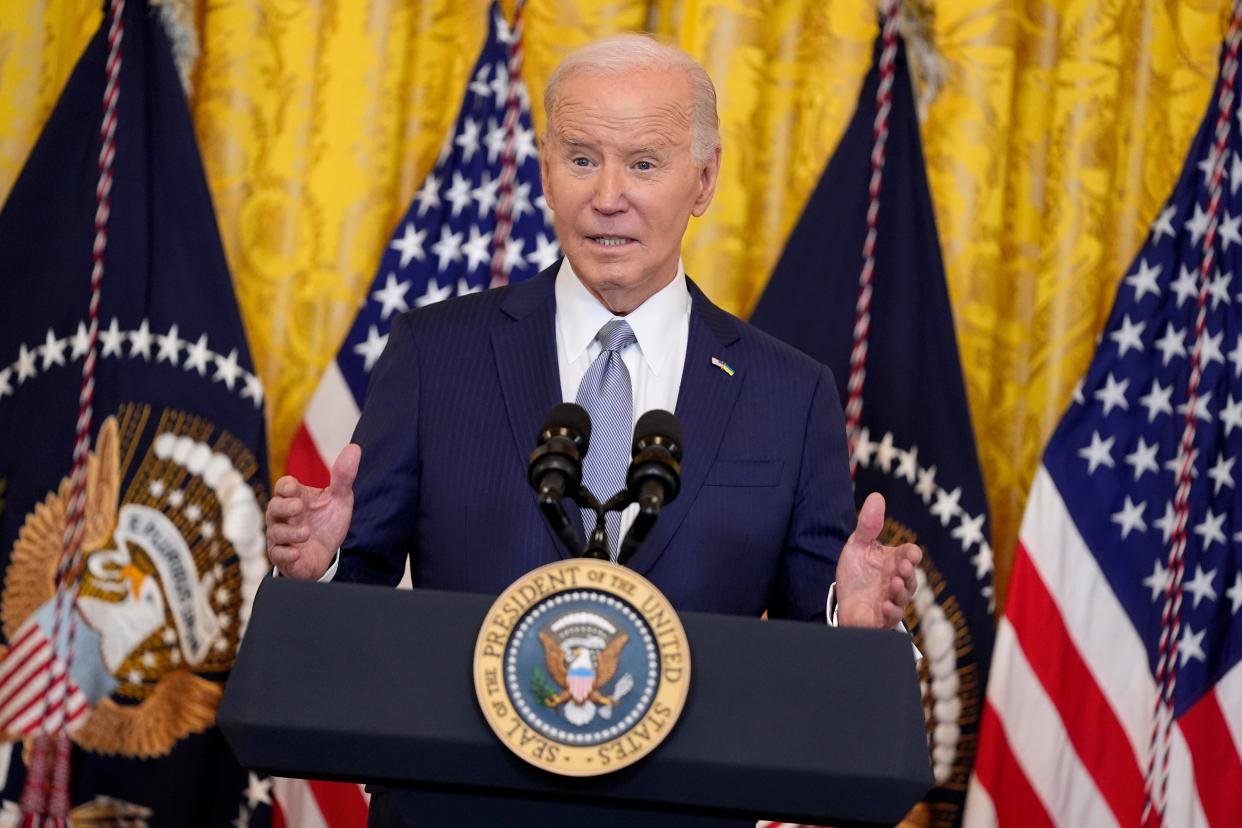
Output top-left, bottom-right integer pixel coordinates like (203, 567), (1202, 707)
(537, 612), (634, 726)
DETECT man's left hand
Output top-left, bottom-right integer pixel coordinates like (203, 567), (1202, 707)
(836, 492), (922, 629)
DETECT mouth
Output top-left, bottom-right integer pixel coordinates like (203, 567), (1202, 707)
(586, 235), (637, 249)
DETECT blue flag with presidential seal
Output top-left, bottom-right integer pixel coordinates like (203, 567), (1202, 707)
(750, 17), (995, 828)
(0, 1), (273, 824)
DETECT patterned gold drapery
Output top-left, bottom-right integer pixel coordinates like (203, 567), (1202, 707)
(0, 0), (1227, 608)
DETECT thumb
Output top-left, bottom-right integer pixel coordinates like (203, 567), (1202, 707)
(852, 491), (886, 546)
(328, 443), (361, 499)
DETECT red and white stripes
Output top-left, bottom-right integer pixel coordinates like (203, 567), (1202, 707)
(1143, 3), (1242, 822)
(489, 0), (527, 288)
(844, 0), (900, 474)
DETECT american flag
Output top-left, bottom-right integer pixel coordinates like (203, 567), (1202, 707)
(966, 8), (1242, 827)
(274, 2), (556, 824)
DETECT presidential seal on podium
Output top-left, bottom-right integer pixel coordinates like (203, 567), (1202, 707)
(474, 558), (690, 776)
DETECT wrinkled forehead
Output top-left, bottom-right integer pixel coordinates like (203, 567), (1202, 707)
(547, 68), (695, 148)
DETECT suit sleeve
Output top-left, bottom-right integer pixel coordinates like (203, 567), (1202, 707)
(769, 363), (856, 621)
(337, 312), (422, 586)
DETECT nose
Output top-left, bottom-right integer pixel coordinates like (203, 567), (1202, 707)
(591, 163), (627, 214)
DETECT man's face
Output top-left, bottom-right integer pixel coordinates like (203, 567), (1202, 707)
(541, 67), (720, 314)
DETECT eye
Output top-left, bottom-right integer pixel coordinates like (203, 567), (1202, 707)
(634, 160), (654, 171)
(572, 157), (591, 167)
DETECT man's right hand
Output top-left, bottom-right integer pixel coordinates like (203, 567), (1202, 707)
(266, 443), (361, 579)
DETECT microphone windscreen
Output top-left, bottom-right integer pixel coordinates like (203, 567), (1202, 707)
(632, 409), (682, 455)
(542, 402), (592, 445)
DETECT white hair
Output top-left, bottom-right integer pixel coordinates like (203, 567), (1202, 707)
(544, 34), (721, 165)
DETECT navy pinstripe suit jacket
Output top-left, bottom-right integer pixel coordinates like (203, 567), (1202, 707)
(338, 263), (854, 622)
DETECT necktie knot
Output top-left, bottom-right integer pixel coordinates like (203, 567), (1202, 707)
(596, 319), (636, 354)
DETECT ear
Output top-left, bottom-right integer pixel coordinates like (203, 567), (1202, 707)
(690, 145), (722, 218)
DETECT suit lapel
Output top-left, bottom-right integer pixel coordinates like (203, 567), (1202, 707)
(492, 263), (584, 558)
(626, 280), (743, 576)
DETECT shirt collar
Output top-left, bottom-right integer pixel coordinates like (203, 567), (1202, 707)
(554, 258), (690, 377)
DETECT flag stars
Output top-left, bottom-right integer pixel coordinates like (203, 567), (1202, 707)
(1124, 436), (1160, 481)
(874, 431), (898, 473)
(1109, 315), (1146, 356)
(1175, 389), (1212, 423)
(1227, 571), (1242, 615)
(484, 117), (507, 164)
(1229, 334), (1242, 377)
(156, 323), (182, 365)
(1139, 379), (1173, 423)
(129, 319), (153, 361)
(1208, 271), (1233, 308)
(1151, 205), (1177, 243)
(241, 373), (264, 407)
(468, 63), (492, 97)
(1199, 329), (1225, 368)
(1153, 501), (1177, 544)
(914, 464), (938, 503)
(1078, 430), (1115, 474)
(852, 428), (877, 468)
(473, 173), (500, 218)
(389, 222), (427, 269)
(1207, 453), (1235, 493)
(413, 173), (441, 217)
(444, 171), (473, 218)
(1093, 372), (1130, 414)
(514, 125), (537, 165)
(39, 329), (67, 369)
(489, 63), (509, 101)
(1125, 260), (1162, 302)
(457, 278), (482, 296)
(70, 322), (91, 360)
(1197, 148), (1226, 185)
(952, 511), (986, 551)
(510, 181), (535, 221)
(461, 226), (494, 273)
(930, 486), (963, 527)
(1233, 151), (1242, 194)
(1221, 394), (1242, 435)
(1143, 557), (1170, 602)
(1110, 496), (1146, 539)
(454, 118), (481, 163)
(213, 349), (242, 390)
(245, 773), (272, 809)
(971, 540), (994, 581)
(416, 276), (454, 307)
(1177, 624), (1207, 666)
(372, 273), (412, 320)
(0, 368), (11, 398)
(1163, 446), (1199, 480)
(184, 334), (212, 376)
(895, 445), (919, 484)
(1154, 323), (1186, 365)
(1170, 266), (1199, 307)
(1194, 508), (1227, 550)
(430, 225), (464, 272)
(1186, 202), (1211, 244)
(353, 325), (388, 372)
(1218, 211), (1242, 250)
(501, 236), (527, 275)
(15, 344), (37, 383)
(100, 317), (126, 357)
(526, 233), (561, 272)
(1184, 564), (1217, 609)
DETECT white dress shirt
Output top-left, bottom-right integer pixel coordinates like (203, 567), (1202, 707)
(554, 257), (690, 543)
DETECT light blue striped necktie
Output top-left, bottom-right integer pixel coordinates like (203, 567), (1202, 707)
(576, 319), (636, 559)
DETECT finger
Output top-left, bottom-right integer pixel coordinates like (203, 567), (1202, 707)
(329, 443), (361, 498)
(852, 492), (887, 546)
(268, 544), (298, 568)
(902, 542), (924, 566)
(273, 475), (305, 498)
(881, 599), (903, 628)
(268, 523), (311, 546)
(266, 497), (305, 520)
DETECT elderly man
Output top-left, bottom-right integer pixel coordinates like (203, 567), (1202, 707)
(267, 35), (919, 630)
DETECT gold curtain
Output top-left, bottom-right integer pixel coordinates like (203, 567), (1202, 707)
(0, 0), (1227, 608)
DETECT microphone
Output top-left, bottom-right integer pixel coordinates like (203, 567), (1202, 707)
(528, 403), (591, 555)
(617, 410), (682, 565)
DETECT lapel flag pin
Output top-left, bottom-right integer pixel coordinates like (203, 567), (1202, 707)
(711, 356), (735, 377)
